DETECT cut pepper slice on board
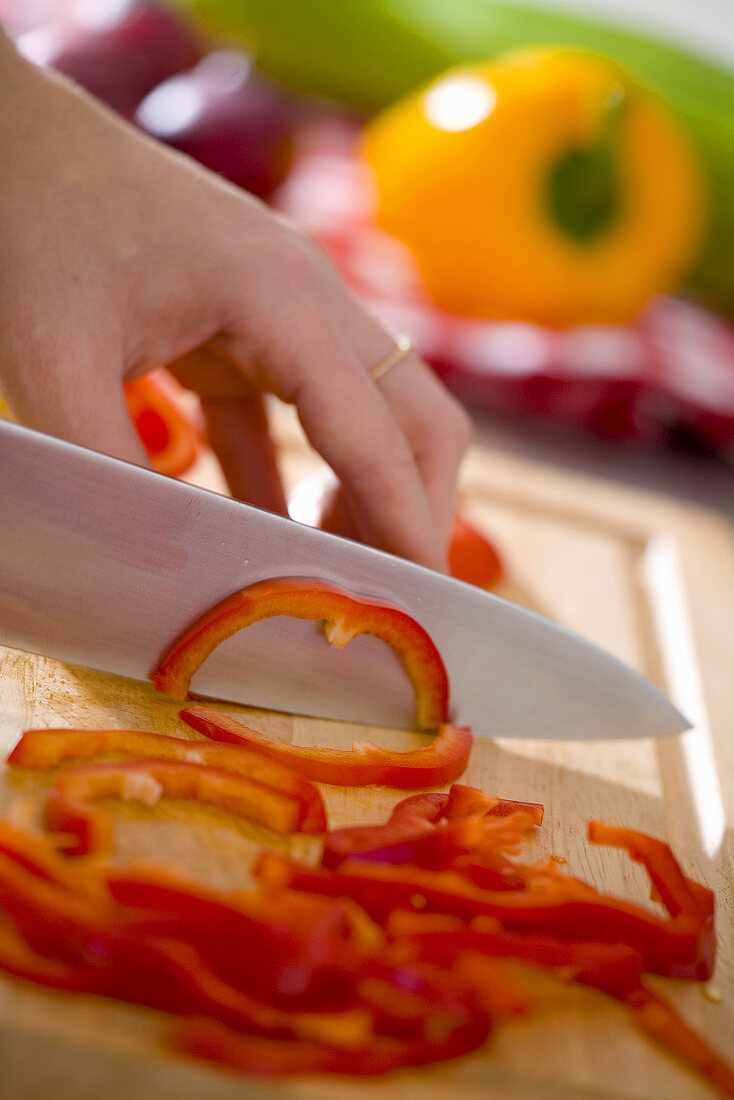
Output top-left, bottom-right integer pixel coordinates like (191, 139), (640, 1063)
(44, 758), (315, 856)
(151, 575), (450, 731)
(9, 727), (326, 834)
(181, 706), (473, 789)
(387, 909), (646, 995)
(253, 852), (712, 980)
(321, 786), (538, 869)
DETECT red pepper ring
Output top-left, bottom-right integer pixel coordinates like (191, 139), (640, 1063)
(151, 576), (450, 731)
(9, 728), (326, 834)
(44, 759), (316, 857)
(181, 706), (473, 790)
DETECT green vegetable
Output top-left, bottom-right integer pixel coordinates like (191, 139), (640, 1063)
(175, 0), (734, 314)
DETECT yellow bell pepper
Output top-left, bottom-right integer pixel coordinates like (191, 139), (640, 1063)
(362, 48), (706, 327)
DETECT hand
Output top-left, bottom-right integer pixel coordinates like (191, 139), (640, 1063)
(0, 36), (471, 570)
(0, 36), (470, 567)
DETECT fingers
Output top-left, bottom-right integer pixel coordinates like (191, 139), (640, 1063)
(330, 286), (473, 550)
(168, 346), (288, 514)
(200, 394), (288, 514)
(216, 316), (448, 571)
(368, 342), (473, 546)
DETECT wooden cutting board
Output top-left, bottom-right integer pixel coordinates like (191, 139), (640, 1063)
(1, 408), (732, 1100)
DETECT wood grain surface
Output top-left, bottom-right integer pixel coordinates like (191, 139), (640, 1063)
(1, 404), (732, 1099)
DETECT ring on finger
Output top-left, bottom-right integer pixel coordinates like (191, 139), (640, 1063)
(369, 335), (414, 382)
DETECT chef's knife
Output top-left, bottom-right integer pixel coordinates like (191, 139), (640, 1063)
(0, 420), (688, 738)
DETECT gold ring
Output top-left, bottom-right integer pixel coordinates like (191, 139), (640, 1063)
(369, 335), (414, 382)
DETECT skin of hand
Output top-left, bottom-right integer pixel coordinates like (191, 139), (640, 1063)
(0, 33), (472, 571)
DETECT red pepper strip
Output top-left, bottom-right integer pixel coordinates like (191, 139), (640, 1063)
(0, 846), (377, 1045)
(322, 792), (447, 869)
(176, 1012), (491, 1078)
(386, 910), (645, 996)
(443, 784), (544, 826)
(448, 851), (532, 892)
(182, 706), (473, 789)
(253, 854), (709, 979)
(0, 875), (370, 1046)
(152, 575), (450, 731)
(623, 986), (734, 1100)
(0, 914), (99, 992)
(588, 821), (715, 980)
(0, 851), (114, 964)
(124, 374), (199, 478)
(108, 868), (491, 1038)
(130, 937), (374, 1046)
(448, 516), (503, 591)
(44, 759), (312, 857)
(389, 791), (450, 823)
(107, 868), (366, 1010)
(9, 728), (325, 834)
(0, 822), (105, 900)
(1, 846), (479, 1048)
(450, 951), (531, 1020)
(588, 821), (713, 920)
(324, 812), (536, 871)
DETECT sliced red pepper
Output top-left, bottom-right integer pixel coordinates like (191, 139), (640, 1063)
(588, 821), (714, 921)
(181, 705), (472, 789)
(125, 373), (199, 478)
(253, 853), (711, 980)
(0, 858), (371, 1045)
(449, 951), (532, 1020)
(444, 784), (544, 825)
(322, 788), (536, 870)
(324, 817), (508, 871)
(323, 792), (447, 868)
(588, 821), (715, 980)
(44, 758), (314, 857)
(448, 852), (540, 893)
(0, 822), (105, 899)
(0, 850), (114, 964)
(448, 516), (503, 590)
(152, 576), (450, 731)
(9, 727), (325, 834)
(387, 910), (645, 996)
(107, 867), (366, 1010)
(176, 1011), (491, 1078)
(0, 814), (731, 1096)
(0, 913), (97, 992)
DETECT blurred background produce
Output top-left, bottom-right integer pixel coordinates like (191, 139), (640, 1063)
(0, 0), (732, 466)
(363, 48), (704, 327)
(16, 0), (206, 118)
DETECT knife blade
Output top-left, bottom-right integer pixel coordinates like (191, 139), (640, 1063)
(0, 420), (688, 739)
